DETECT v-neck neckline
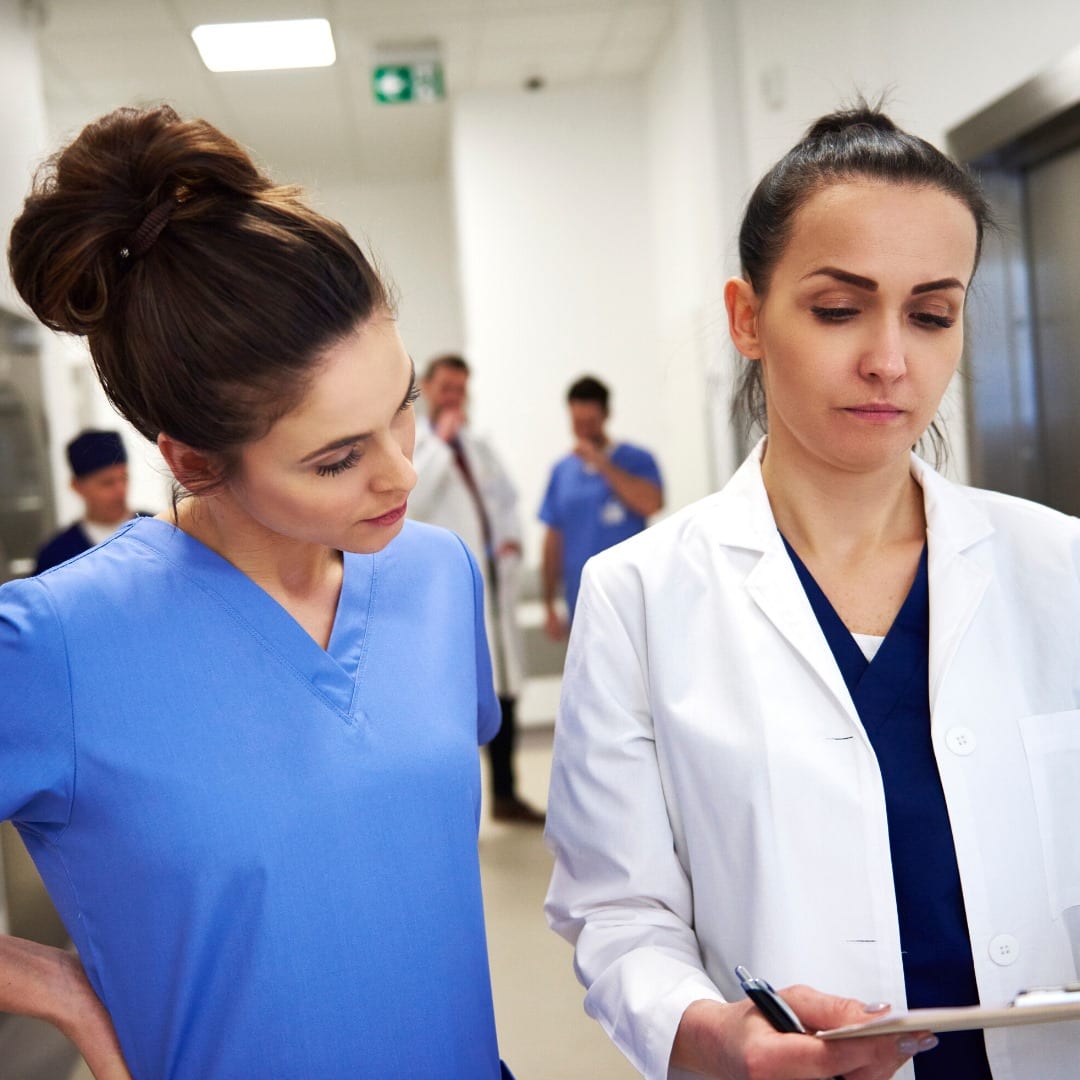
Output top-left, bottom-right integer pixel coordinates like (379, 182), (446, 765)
(781, 533), (930, 736)
(125, 516), (374, 720)
(780, 534), (929, 679)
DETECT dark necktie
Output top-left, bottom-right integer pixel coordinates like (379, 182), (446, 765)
(449, 437), (494, 554)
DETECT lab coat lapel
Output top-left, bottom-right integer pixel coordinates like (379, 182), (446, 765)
(712, 444), (862, 729)
(913, 457), (994, 713)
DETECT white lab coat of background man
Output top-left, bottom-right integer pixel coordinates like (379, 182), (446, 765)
(408, 355), (542, 823)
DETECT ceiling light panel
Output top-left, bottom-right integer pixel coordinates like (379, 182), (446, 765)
(191, 18), (336, 72)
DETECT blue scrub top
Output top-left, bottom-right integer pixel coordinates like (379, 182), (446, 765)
(0, 517), (504, 1079)
(538, 442), (662, 617)
(782, 537), (992, 1080)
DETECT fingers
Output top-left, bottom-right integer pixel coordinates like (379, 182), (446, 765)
(743, 987), (938, 1080)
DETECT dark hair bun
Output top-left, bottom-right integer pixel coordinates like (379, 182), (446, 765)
(804, 105), (899, 142)
(8, 104), (268, 337)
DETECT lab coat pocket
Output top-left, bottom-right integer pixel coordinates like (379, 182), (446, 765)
(1019, 709), (1080, 918)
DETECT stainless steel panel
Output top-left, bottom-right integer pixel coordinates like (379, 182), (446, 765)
(1026, 144), (1080, 516)
(962, 170), (1045, 500)
(0, 312), (54, 581)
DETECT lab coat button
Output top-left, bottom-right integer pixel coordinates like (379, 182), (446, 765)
(945, 726), (976, 756)
(989, 934), (1020, 965)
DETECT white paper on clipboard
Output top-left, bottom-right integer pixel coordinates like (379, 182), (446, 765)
(818, 997), (1080, 1040)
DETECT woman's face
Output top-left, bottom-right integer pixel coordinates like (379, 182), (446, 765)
(731, 181), (979, 475)
(225, 315), (418, 554)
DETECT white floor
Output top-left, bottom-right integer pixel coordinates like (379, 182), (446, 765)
(55, 729), (637, 1079)
(478, 729), (639, 1080)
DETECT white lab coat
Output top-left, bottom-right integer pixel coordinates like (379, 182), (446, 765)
(545, 442), (1080, 1080)
(409, 420), (525, 697)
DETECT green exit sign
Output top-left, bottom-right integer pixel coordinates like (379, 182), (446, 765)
(372, 62), (445, 104)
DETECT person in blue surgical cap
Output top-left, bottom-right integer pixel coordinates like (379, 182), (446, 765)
(34, 429), (140, 573)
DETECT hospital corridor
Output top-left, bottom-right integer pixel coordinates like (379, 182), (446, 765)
(4, 0), (1080, 1077)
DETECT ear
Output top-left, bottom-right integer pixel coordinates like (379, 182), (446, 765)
(724, 276), (764, 360)
(156, 432), (223, 495)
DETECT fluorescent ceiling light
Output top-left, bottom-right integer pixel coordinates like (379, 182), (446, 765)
(191, 19), (336, 73)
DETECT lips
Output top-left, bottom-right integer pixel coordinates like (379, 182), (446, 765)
(365, 501), (407, 526)
(844, 402), (905, 419)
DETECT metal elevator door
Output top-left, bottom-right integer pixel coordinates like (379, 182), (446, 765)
(1026, 144), (1080, 516)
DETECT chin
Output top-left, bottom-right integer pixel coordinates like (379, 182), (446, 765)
(342, 515), (406, 555)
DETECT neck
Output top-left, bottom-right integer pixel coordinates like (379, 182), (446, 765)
(167, 497), (340, 598)
(761, 436), (925, 561)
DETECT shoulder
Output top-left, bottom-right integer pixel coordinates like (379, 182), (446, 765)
(917, 460), (1080, 548)
(549, 453), (578, 476)
(0, 574), (69, 680)
(380, 519), (479, 580)
(612, 442), (660, 470)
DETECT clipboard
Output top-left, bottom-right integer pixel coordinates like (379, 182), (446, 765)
(819, 992), (1080, 1040)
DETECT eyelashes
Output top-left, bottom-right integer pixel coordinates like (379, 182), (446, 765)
(810, 306), (955, 329)
(315, 381), (420, 479)
(316, 448), (360, 478)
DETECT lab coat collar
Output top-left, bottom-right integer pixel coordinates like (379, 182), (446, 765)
(708, 438), (996, 727)
(708, 437), (996, 556)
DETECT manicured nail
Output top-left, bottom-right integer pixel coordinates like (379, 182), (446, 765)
(862, 1001), (890, 1013)
(899, 1034), (939, 1055)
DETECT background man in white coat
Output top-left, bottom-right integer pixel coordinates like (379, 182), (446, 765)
(409, 354), (543, 824)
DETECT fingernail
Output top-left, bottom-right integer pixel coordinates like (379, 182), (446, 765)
(899, 1034), (939, 1055)
(862, 1001), (890, 1013)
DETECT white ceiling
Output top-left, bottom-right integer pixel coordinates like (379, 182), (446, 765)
(33, 0), (676, 185)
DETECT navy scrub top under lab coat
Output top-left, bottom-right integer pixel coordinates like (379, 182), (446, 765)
(782, 536), (993, 1080)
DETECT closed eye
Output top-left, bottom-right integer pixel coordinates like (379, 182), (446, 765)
(911, 312), (955, 329)
(316, 447), (361, 478)
(811, 306), (859, 322)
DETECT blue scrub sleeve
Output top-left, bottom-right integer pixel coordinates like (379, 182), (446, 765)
(619, 445), (663, 490)
(0, 578), (75, 828)
(462, 542), (500, 745)
(537, 467), (563, 528)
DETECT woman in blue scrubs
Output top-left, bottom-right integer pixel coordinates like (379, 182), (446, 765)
(546, 106), (1080, 1080)
(2, 106), (509, 1078)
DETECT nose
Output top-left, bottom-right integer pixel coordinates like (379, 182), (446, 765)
(370, 432), (417, 495)
(860, 317), (907, 382)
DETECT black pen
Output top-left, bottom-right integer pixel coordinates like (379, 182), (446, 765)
(735, 966), (842, 1080)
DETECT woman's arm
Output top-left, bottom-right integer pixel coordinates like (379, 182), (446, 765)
(545, 560), (930, 1080)
(0, 935), (131, 1079)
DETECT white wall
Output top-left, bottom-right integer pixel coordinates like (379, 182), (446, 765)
(645, 0), (748, 493)
(315, 177), (464, 369)
(451, 81), (662, 563)
(728, 0), (1080, 480)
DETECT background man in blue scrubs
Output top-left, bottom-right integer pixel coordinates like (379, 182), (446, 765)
(539, 376), (662, 639)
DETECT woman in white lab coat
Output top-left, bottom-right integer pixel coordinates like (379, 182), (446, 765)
(545, 106), (1080, 1080)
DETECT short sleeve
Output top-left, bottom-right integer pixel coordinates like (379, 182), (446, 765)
(622, 446), (663, 490)
(0, 578), (76, 828)
(538, 465), (563, 528)
(463, 544), (500, 745)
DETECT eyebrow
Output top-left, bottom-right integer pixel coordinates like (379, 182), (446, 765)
(804, 267), (967, 295)
(299, 358), (416, 464)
